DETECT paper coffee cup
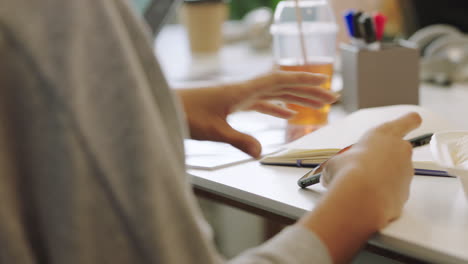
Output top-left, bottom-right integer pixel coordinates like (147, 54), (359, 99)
(181, 0), (228, 54)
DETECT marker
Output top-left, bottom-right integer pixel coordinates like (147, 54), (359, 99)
(298, 145), (352, 188)
(347, 11), (366, 48)
(373, 12), (387, 41)
(298, 133), (437, 189)
(359, 14), (377, 44)
(352, 11), (364, 39)
(343, 10), (356, 38)
(409, 133), (433, 148)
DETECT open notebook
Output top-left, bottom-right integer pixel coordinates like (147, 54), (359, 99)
(261, 105), (459, 169)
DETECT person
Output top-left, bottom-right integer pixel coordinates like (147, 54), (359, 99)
(0, 0), (422, 263)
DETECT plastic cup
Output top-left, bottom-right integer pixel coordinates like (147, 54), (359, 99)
(271, 0), (338, 141)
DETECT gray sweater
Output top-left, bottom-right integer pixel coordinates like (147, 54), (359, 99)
(0, 0), (332, 263)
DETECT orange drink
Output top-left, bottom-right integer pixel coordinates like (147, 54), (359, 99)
(271, 0), (337, 141)
(279, 61), (333, 126)
(279, 60), (334, 141)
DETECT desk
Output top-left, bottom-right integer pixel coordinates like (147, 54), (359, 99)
(156, 24), (468, 264)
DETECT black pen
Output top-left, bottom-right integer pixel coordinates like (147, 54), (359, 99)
(298, 133), (435, 188)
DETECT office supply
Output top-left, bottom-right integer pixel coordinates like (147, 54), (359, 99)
(408, 132), (433, 147)
(262, 105), (459, 176)
(269, 105), (454, 157)
(185, 126), (286, 170)
(294, 132), (436, 189)
(358, 14), (377, 44)
(343, 10), (356, 38)
(185, 140), (282, 170)
(297, 145), (351, 188)
(352, 11), (364, 39)
(296, 136), (453, 189)
(298, 167), (454, 189)
(373, 12), (387, 41)
(340, 42), (419, 112)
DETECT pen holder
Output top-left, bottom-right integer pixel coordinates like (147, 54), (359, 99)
(340, 43), (420, 112)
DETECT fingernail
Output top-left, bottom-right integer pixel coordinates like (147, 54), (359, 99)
(250, 145), (261, 159)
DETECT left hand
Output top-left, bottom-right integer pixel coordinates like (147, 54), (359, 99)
(177, 71), (338, 158)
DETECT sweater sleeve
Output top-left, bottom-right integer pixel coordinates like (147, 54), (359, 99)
(228, 225), (333, 264)
(0, 2), (335, 264)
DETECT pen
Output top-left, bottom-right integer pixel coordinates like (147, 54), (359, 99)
(409, 133), (433, 147)
(298, 145), (352, 188)
(298, 133), (436, 188)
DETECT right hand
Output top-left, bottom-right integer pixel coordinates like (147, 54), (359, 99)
(321, 112), (422, 227)
(299, 113), (422, 263)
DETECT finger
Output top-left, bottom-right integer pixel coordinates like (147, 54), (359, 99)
(320, 166), (334, 188)
(374, 112), (422, 138)
(217, 122), (262, 158)
(261, 94), (326, 109)
(247, 101), (297, 119)
(250, 71), (329, 93)
(263, 87), (337, 104)
(279, 86), (338, 103)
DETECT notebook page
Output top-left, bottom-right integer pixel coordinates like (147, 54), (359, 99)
(286, 105), (458, 152)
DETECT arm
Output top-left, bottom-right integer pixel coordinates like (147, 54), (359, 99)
(178, 72), (421, 262)
(213, 114), (421, 264)
(299, 113), (421, 263)
(176, 71), (338, 158)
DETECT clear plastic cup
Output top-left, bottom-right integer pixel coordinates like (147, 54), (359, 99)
(271, 0), (338, 141)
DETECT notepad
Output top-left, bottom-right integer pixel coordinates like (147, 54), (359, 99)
(261, 105), (460, 169)
(185, 127), (285, 170)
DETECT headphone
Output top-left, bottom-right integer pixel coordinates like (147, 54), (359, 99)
(408, 24), (468, 86)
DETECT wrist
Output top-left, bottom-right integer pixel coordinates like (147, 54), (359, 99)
(299, 168), (383, 263)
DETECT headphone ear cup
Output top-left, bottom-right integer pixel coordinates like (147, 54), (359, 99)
(454, 55), (468, 82)
(424, 34), (468, 59)
(408, 24), (461, 55)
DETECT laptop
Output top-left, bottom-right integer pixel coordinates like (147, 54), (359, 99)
(143, 0), (179, 35)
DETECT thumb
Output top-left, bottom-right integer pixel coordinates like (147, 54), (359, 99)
(218, 122), (262, 158)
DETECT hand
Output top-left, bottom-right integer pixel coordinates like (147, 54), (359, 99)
(177, 71), (338, 158)
(299, 112), (422, 263)
(322, 112), (422, 225)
